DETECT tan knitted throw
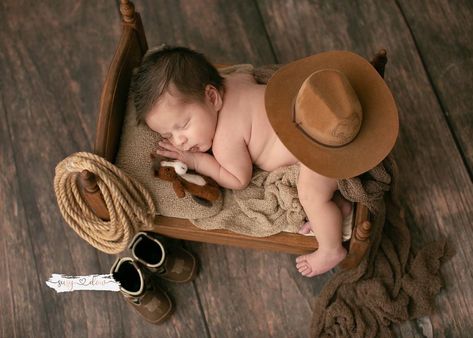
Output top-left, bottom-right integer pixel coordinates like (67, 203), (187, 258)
(311, 155), (451, 337)
(192, 164), (353, 239)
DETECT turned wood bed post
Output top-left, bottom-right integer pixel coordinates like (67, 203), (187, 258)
(339, 203), (371, 269)
(119, 0), (148, 54)
(78, 0), (148, 221)
(78, 170), (110, 221)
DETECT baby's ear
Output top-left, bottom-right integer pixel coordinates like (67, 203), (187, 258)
(205, 85), (223, 111)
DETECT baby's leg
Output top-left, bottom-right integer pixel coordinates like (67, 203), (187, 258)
(295, 164), (347, 277)
(298, 192), (352, 235)
(333, 191), (353, 218)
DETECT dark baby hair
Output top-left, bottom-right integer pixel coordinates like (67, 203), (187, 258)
(130, 46), (224, 125)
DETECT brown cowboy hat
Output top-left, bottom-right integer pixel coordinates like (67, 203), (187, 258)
(265, 50), (399, 179)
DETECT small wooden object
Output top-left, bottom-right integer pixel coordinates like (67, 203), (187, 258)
(78, 0), (382, 268)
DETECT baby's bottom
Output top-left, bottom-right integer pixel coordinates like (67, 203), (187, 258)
(295, 164), (350, 277)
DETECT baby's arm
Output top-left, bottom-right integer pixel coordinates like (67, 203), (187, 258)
(156, 138), (252, 190)
(194, 137), (252, 190)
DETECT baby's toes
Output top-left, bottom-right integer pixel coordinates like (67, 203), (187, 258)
(296, 261), (306, 269)
(342, 202), (353, 218)
(306, 270), (319, 278)
(301, 266), (312, 276)
(298, 264), (310, 274)
(296, 254), (308, 264)
(298, 222), (312, 235)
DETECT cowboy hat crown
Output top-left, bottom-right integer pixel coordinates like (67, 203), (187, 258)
(295, 69), (363, 147)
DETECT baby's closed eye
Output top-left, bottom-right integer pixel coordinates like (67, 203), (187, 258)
(180, 120), (190, 129)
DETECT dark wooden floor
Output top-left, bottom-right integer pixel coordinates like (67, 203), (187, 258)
(1, 0), (472, 337)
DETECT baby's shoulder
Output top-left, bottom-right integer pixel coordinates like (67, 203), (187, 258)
(224, 71), (255, 83)
(223, 72), (264, 105)
(216, 103), (251, 141)
(223, 72), (259, 99)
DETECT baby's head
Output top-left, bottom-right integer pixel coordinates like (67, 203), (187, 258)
(131, 46), (224, 152)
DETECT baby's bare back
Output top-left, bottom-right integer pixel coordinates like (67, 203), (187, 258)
(213, 72), (298, 172)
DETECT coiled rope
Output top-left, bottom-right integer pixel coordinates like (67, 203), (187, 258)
(54, 152), (156, 254)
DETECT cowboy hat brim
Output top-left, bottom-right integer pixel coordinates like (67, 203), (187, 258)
(265, 50), (399, 179)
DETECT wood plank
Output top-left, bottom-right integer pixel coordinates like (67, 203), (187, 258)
(0, 71), (52, 338)
(394, 1), (473, 333)
(397, 0), (473, 178)
(0, 1), (122, 336)
(136, 0), (276, 65)
(257, 0), (473, 336)
(152, 216), (320, 254)
(0, 1), (206, 336)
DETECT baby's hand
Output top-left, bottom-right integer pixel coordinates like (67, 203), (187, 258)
(156, 140), (197, 170)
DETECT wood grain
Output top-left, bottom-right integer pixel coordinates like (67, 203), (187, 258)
(397, 0), (473, 179)
(394, 1), (473, 333)
(136, 0), (276, 65)
(257, 0), (473, 336)
(0, 75), (52, 338)
(0, 1), (205, 337)
(0, 0), (130, 336)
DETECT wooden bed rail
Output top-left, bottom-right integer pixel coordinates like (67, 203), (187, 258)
(77, 169), (371, 259)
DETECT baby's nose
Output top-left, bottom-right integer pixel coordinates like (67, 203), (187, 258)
(175, 135), (188, 147)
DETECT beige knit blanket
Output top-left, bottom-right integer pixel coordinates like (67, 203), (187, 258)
(192, 164), (353, 240)
(192, 164), (304, 235)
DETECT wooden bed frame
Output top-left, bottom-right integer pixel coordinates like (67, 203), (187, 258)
(78, 0), (384, 269)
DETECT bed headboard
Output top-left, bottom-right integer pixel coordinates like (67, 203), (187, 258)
(94, 0), (148, 162)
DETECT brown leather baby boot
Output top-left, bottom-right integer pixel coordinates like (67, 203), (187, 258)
(129, 231), (198, 283)
(111, 257), (173, 324)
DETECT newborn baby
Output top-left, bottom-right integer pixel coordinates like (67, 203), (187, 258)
(130, 46), (398, 277)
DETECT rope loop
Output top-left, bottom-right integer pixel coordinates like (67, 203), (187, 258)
(54, 152), (156, 254)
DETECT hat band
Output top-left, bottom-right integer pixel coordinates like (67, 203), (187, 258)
(291, 101), (357, 149)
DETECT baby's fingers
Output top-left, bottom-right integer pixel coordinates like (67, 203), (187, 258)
(158, 140), (176, 150)
(156, 148), (180, 160)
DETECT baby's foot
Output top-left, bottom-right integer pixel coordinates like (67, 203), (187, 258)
(295, 246), (347, 277)
(298, 221), (313, 235)
(333, 193), (353, 218)
(340, 199), (353, 218)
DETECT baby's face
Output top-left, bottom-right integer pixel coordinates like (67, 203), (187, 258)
(145, 85), (221, 153)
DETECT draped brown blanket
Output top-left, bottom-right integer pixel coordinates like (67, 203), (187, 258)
(312, 155), (451, 337)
